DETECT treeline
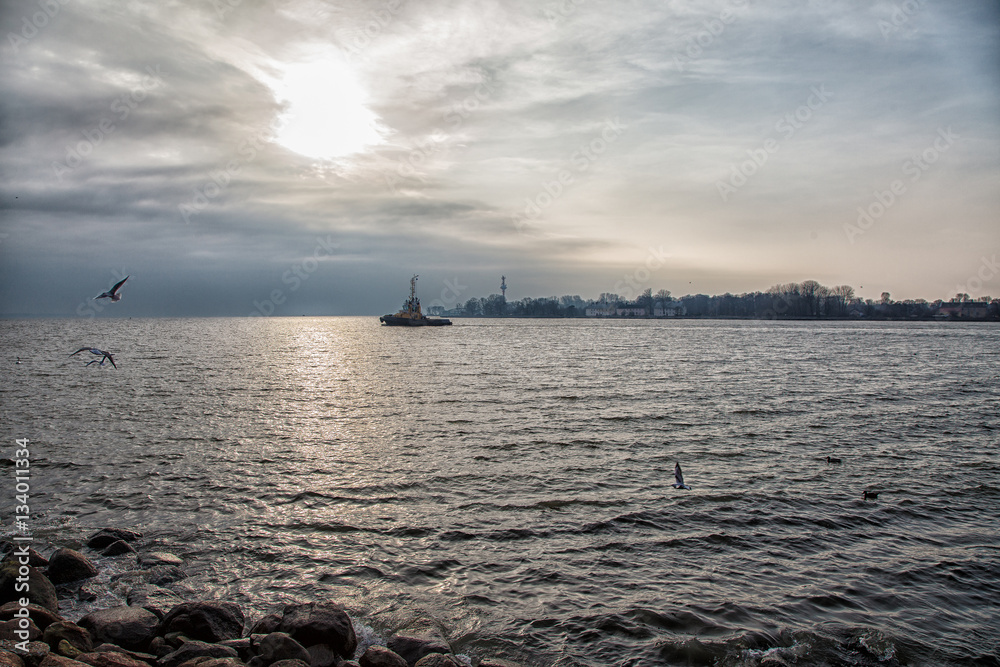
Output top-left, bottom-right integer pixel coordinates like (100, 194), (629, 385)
(438, 281), (999, 320)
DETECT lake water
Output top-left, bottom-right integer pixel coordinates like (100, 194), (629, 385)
(2, 317), (998, 666)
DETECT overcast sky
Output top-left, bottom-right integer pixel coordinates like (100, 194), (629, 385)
(1, 0), (998, 316)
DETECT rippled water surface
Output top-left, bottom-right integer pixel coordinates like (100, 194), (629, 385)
(2, 317), (999, 666)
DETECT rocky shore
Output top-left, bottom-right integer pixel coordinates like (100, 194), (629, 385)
(1, 529), (520, 667)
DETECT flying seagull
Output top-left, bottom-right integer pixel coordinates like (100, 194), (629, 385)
(672, 462), (691, 490)
(94, 276), (129, 302)
(70, 347), (117, 369)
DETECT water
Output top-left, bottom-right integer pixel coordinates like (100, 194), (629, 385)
(2, 317), (999, 666)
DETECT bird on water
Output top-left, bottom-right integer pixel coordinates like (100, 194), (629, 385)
(863, 490), (879, 500)
(827, 456), (842, 464)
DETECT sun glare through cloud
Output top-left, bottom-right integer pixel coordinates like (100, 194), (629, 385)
(269, 58), (387, 160)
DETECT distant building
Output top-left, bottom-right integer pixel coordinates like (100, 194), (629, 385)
(616, 307), (646, 317)
(653, 301), (685, 317)
(936, 301), (989, 319)
(585, 305), (616, 317)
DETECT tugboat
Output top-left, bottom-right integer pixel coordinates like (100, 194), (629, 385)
(379, 275), (452, 326)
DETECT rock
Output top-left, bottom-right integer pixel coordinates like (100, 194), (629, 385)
(358, 646), (406, 667)
(175, 660), (244, 667)
(88, 646), (155, 661)
(412, 656), (461, 667)
(268, 661), (308, 667)
(335, 662), (360, 667)
(77, 591), (98, 604)
(145, 639), (171, 659)
(277, 604), (355, 657)
(42, 622), (92, 654)
(75, 652), (151, 667)
(0, 603), (63, 630)
(56, 641), (83, 660)
(246, 633), (310, 667)
(384, 634), (449, 667)
(135, 556), (181, 569)
(38, 656), (89, 667)
(156, 640), (238, 667)
(0, 640), (48, 667)
(125, 586), (182, 621)
(0, 563), (59, 612)
(45, 551), (98, 586)
(141, 569), (186, 588)
(157, 602), (244, 644)
(477, 661), (524, 667)
(248, 616), (281, 637)
(0, 618), (41, 641)
(77, 607), (158, 652)
(303, 644), (339, 667)
(101, 543), (136, 558)
(1, 548), (48, 568)
(86, 531), (142, 551)
(215, 639), (256, 662)
(0, 648), (25, 667)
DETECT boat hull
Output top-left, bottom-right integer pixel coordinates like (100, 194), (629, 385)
(379, 315), (452, 326)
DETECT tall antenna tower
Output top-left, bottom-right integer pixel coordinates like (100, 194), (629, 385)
(501, 275), (507, 300)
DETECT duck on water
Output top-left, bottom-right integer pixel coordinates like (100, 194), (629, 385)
(380, 275), (452, 326)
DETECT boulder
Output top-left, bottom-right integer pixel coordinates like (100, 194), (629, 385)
(55, 641), (83, 660)
(0, 563), (59, 612)
(174, 660), (243, 667)
(45, 551), (98, 586)
(75, 652), (151, 667)
(0, 640), (48, 667)
(86, 531), (142, 551)
(245, 633), (310, 667)
(38, 656), (89, 667)
(157, 602), (244, 643)
(77, 607), (158, 652)
(248, 616), (281, 637)
(358, 646), (406, 667)
(0, 603), (63, 630)
(303, 644), (339, 667)
(267, 661), (308, 667)
(125, 586), (182, 621)
(42, 622), (92, 654)
(0, 649), (25, 667)
(101, 543), (136, 558)
(141, 569), (186, 589)
(412, 656), (461, 667)
(145, 639), (171, 659)
(1, 549), (48, 568)
(135, 556), (181, 569)
(276, 604), (355, 657)
(156, 641), (238, 667)
(384, 634), (449, 667)
(0, 618), (41, 641)
(215, 639), (256, 662)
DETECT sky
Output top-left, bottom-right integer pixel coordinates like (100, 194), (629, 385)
(1, 0), (998, 317)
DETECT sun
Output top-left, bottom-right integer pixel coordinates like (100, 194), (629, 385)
(269, 59), (387, 161)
